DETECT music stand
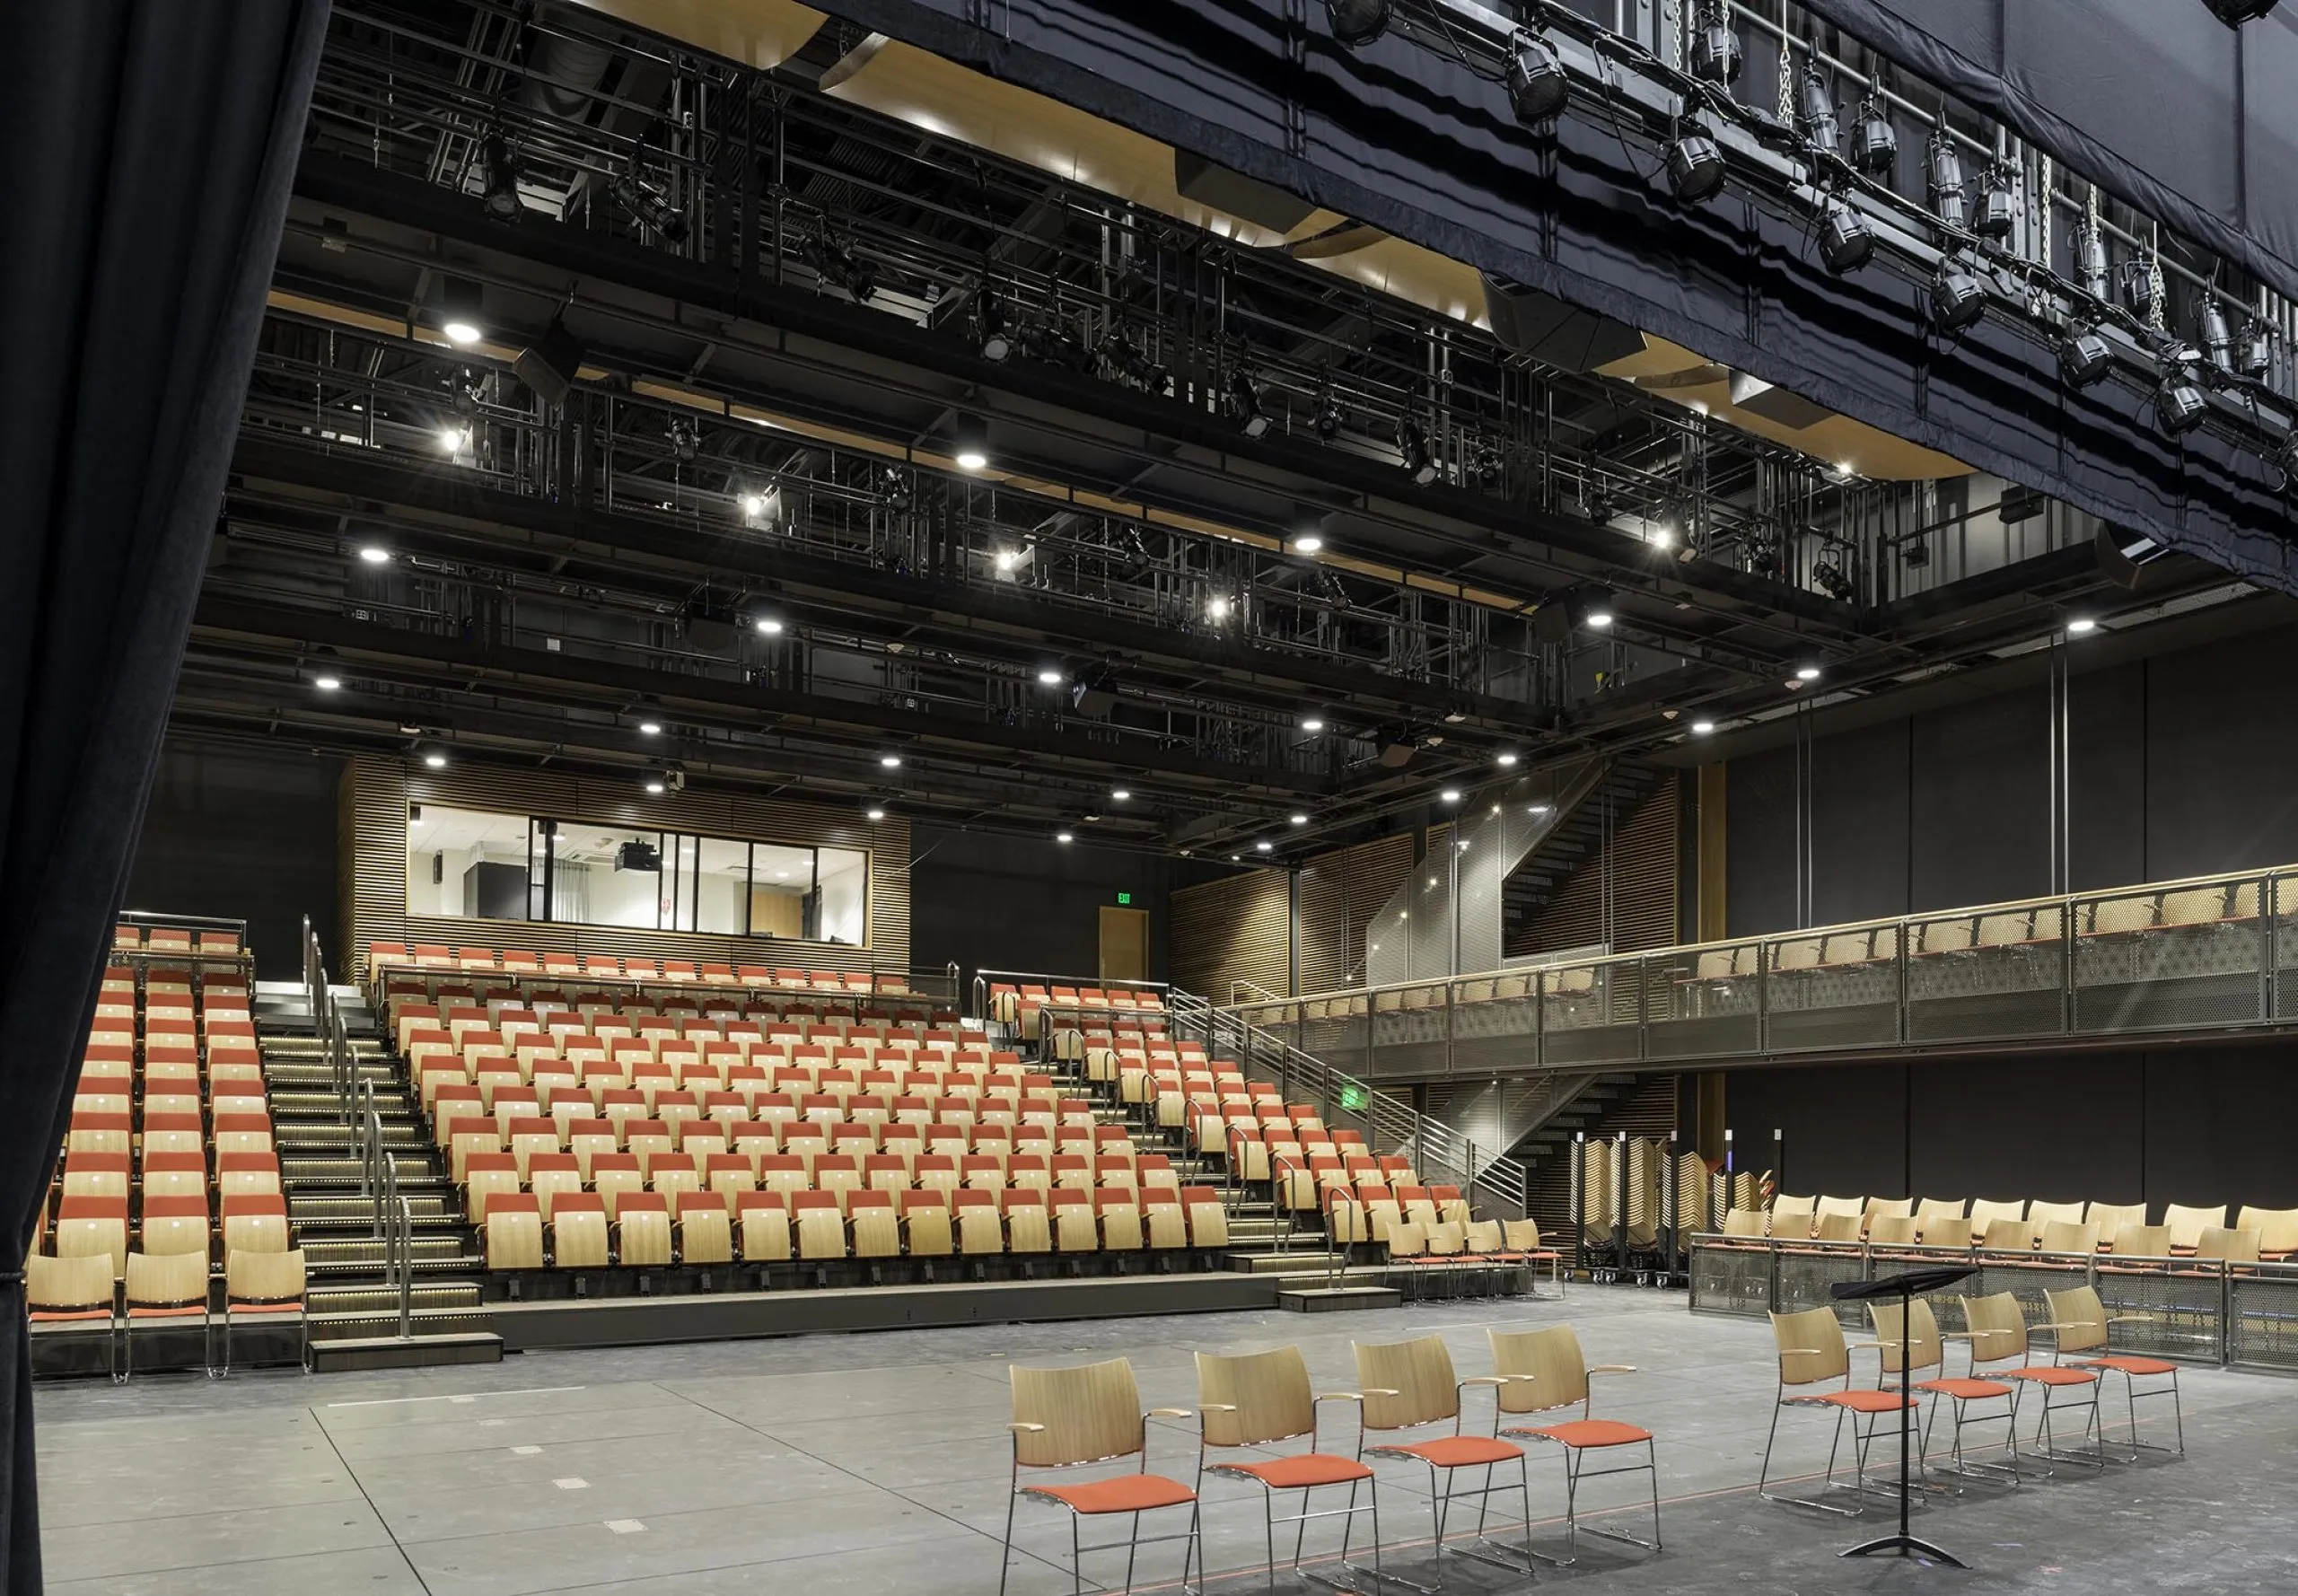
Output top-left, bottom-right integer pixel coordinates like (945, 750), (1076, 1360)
(1829, 1265), (1977, 1567)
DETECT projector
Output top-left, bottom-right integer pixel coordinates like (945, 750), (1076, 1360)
(615, 840), (662, 873)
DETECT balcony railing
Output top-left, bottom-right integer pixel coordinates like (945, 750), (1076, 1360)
(1227, 865), (2298, 1077)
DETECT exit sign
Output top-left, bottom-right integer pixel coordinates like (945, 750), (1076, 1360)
(1115, 891), (1134, 905)
(1339, 1083), (1368, 1111)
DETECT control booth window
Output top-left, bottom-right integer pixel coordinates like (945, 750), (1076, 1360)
(405, 802), (869, 944)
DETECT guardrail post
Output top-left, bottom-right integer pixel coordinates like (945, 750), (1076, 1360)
(1570, 1132), (1586, 1277)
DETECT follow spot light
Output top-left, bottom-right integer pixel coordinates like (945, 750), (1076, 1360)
(1325, 0), (1390, 45)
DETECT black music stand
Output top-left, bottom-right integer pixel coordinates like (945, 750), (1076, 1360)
(1829, 1265), (1978, 1567)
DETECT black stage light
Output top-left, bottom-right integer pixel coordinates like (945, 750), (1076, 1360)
(478, 133), (524, 222)
(2058, 323), (2114, 388)
(1820, 200), (1873, 273)
(1070, 665), (1119, 717)
(1229, 373), (1271, 438)
(1377, 729), (1417, 768)
(2073, 215), (2109, 298)
(1312, 394), (1344, 440)
(1689, 1), (1741, 83)
(1798, 68), (1839, 153)
(880, 466), (911, 509)
(2156, 370), (2209, 434)
(668, 417), (697, 463)
(1324, 0), (1390, 45)
(610, 171), (688, 244)
(978, 293), (1012, 362)
(1811, 557), (1857, 602)
(1506, 32), (1570, 126)
(1925, 132), (1967, 229)
(1850, 92), (1898, 179)
(2205, 0), (2279, 22)
(1929, 258), (1987, 334)
(513, 317), (587, 409)
(1665, 133), (1727, 202)
(1475, 443), (1506, 489)
(1398, 419), (1439, 485)
(2241, 319), (2276, 381)
(1974, 161), (2018, 241)
(2120, 259), (2158, 322)
(2200, 299), (2237, 373)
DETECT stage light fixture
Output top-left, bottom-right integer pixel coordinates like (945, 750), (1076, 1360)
(2120, 260), (2158, 322)
(478, 133), (524, 223)
(1812, 557), (1857, 602)
(436, 425), (469, 454)
(2205, 0), (2279, 22)
(1206, 594), (1232, 621)
(1070, 665), (1119, 717)
(1289, 813), (1310, 827)
(609, 170), (688, 243)
(1795, 664), (1822, 682)
(880, 466), (911, 509)
(1929, 258), (1987, 335)
(1506, 31), (1569, 125)
(1312, 394), (1344, 440)
(2073, 215), (2109, 298)
(1820, 199), (1874, 274)
(1850, 92), (1897, 178)
(438, 276), (485, 346)
(1398, 419), (1439, 485)
(645, 779), (666, 795)
(1324, 0), (1390, 45)
(1974, 161), (2018, 241)
(2059, 323), (2114, 388)
(1925, 131), (1967, 228)
(1688, 1), (1741, 83)
(952, 414), (990, 472)
(2200, 299), (2237, 373)
(1798, 67), (1840, 153)
(978, 293), (1012, 363)
(2274, 431), (2298, 484)
(1111, 787), (1131, 801)
(2156, 369), (2209, 434)
(667, 418), (697, 463)
(1580, 593), (1615, 629)
(1229, 373), (1271, 438)
(741, 492), (767, 521)
(2241, 319), (2276, 381)
(1665, 132), (1727, 203)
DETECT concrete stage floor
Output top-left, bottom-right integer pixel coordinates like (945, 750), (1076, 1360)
(31, 1288), (2298, 1593)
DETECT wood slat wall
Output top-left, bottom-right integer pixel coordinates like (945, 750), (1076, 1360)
(1170, 869), (1291, 1002)
(1520, 776), (1681, 955)
(1297, 833), (1417, 995)
(340, 756), (911, 980)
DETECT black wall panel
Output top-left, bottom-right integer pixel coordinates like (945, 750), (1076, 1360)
(908, 824), (1181, 993)
(1724, 1046), (2298, 1212)
(1724, 742), (1797, 937)
(129, 741), (342, 978)
(2066, 658), (2147, 890)
(1811, 719), (1910, 926)
(1908, 688), (2052, 911)
(2145, 629), (2298, 880)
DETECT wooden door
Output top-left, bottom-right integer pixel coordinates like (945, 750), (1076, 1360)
(1098, 906), (1148, 983)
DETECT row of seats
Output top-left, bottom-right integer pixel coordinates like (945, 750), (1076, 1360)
(457, 1144), (1185, 1208)
(483, 1182), (1235, 1268)
(373, 940), (923, 994)
(1730, 1194), (2298, 1258)
(47, 1193), (290, 1276)
(27, 1247), (306, 1379)
(395, 1006), (1002, 1057)
(112, 924), (244, 956)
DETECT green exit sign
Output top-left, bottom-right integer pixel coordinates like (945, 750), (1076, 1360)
(1116, 891), (1134, 905)
(1339, 1083), (1367, 1111)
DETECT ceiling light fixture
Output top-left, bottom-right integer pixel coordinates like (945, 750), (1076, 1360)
(1930, 257), (1987, 335)
(638, 720), (662, 735)
(1290, 813), (1309, 826)
(1256, 839), (1275, 852)
(1057, 831), (1074, 844)
(953, 414), (990, 472)
(1439, 788), (1462, 803)
(1292, 533), (1324, 555)
(645, 779), (666, 795)
(2066, 617), (2099, 636)
(756, 617), (785, 636)
(423, 751), (448, 769)
(880, 753), (903, 768)
(1665, 130), (1728, 202)
(1496, 751), (1519, 767)
(1111, 787), (1131, 801)
(1795, 664), (1822, 682)
(1301, 715), (1326, 732)
(1037, 667), (1065, 686)
(1691, 719), (1716, 734)
(314, 674), (342, 691)
(866, 807), (886, 820)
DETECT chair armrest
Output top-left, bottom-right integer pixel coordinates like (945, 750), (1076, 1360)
(1147, 1407), (1194, 1419)
(1197, 1403), (1239, 1415)
(1777, 1347), (1826, 1355)
(1460, 1376), (1511, 1388)
(2106, 1314), (2148, 1324)
(1587, 1364), (1638, 1375)
(1846, 1340), (1882, 1350)
(1010, 1423), (1047, 1434)
(1939, 1332), (1975, 1341)
(1320, 1388), (1401, 1401)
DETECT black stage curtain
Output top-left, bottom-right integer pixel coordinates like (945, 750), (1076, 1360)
(0, 4), (327, 1588)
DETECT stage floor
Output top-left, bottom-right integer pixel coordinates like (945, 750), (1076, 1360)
(31, 1287), (2298, 1593)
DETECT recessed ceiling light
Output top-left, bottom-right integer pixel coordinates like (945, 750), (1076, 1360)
(1206, 596), (1231, 620)
(1692, 719), (1716, 735)
(865, 807), (886, 820)
(358, 545), (391, 564)
(1229, 854), (1241, 862)
(881, 753), (902, 768)
(1256, 840), (1274, 852)
(1037, 668), (1064, 685)
(1795, 664), (1822, 681)
(313, 674), (342, 691)
(1650, 525), (1675, 549)
(1111, 787), (1131, 801)
(437, 426), (468, 453)
(638, 720), (662, 735)
(756, 618), (785, 636)
(645, 780), (665, 795)
(1301, 716), (1326, 732)
(994, 548), (1017, 571)
(442, 320), (482, 347)
(1293, 534), (1324, 554)
(423, 752), (448, 769)
(1584, 607), (1615, 629)
(1290, 813), (1309, 826)
(2066, 618), (2099, 636)
(1439, 788), (1462, 802)
(1057, 831), (1074, 844)
(1527, 802), (1552, 816)
(958, 448), (990, 472)
(1495, 751), (1519, 767)
(741, 494), (767, 518)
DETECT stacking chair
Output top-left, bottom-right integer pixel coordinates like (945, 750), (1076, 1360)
(1193, 1346), (1383, 1593)
(1955, 1292), (2102, 1471)
(27, 1252), (118, 1381)
(2041, 1284), (2184, 1459)
(1759, 1307), (1916, 1514)
(1488, 1325), (1659, 1561)
(221, 1249), (309, 1372)
(121, 1250), (212, 1380)
(999, 1358), (1201, 1596)
(1866, 1296), (2017, 1484)
(2163, 1203), (2229, 1253)
(2196, 1225), (2260, 1263)
(1350, 1335), (1534, 1582)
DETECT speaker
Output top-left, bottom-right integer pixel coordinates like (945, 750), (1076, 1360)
(1172, 151), (1317, 235)
(686, 616), (737, 655)
(2096, 523), (2169, 589)
(1480, 276), (1645, 371)
(514, 318), (588, 408)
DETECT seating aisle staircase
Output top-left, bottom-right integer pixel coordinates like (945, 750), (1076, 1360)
(254, 978), (500, 1368)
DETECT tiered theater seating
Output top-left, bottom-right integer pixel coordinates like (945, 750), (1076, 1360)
(1730, 1194), (2292, 1258)
(371, 942), (942, 1018)
(992, 979), (1166, 1041)
(34, 931), (307, 1376)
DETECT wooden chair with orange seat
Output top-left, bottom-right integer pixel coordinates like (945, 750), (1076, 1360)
(1488, 1324), (1660, 1562)
(2041, 1283), (2186, 1460)
(998, 1358), (1200, 1596)
(1193, 1346), (1386, 1593)
(1953, 1291), (2104, 1472)
(1759, 1306), (1918, 1514)
(1350, 1335), (1536, 1583)
(1864, 1296), (2019, 1485)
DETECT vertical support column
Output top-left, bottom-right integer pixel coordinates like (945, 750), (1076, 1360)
(1570, 1132), (1586, 1276)
(1694, 1072), (1726, 1165)
(1612, 1131), (1629, 1274)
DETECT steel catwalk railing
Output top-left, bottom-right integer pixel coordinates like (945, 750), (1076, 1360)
(1224, 862), (2298, 1076)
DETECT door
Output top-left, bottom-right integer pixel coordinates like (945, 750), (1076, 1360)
(1099, 906), (1148, 983)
